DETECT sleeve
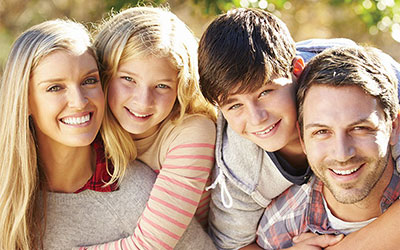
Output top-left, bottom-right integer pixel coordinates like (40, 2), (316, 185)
(77, 116), (216, 250)
(208, 178), (266, 250)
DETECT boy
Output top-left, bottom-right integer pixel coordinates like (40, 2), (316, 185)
(198, 8), (400, 250)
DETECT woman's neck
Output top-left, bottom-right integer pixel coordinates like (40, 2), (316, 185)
(37, 141), (94, 193)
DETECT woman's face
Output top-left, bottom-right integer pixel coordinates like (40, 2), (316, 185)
(29, 49), (104, 148)
(107, 56), (178, 139)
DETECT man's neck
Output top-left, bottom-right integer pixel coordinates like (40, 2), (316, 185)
(323, 157), (394, 222)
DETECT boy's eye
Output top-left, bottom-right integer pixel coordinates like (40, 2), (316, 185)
(46, 85), (62, 92)
(83, 77), (99, 85)
(156, 83), (169, 89)
(260, 89), (272, 97)
(228, 103), (242, 110)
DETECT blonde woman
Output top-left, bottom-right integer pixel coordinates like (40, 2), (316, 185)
(79, 6), (217, 250)
(0, 19), (105, 249)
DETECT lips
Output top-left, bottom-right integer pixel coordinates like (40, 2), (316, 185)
(331, 166), (361, 176)
(126, 107), (152, 118)
(252, 120), (281, 136)
(60, 113), (91, 125)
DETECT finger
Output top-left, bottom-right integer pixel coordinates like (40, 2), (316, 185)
(299, 234), (344, 248)
(293, 233), (318, 243)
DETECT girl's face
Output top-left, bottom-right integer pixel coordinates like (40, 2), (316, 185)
(29, 50), (104, 148)
(108, 56), (178, 139)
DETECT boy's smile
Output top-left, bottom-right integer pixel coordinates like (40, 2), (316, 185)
(219, 76), (299, 153)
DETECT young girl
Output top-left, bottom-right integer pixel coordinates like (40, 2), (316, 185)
(80, 6), (217, 250)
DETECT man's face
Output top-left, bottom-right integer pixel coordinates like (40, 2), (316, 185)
(219, 76), (299, 153)
(301, 85), (398, 204)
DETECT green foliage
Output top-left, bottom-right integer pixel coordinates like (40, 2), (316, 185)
(103, 0), (166, 11)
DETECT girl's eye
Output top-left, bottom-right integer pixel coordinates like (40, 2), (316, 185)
(83, 77), (99, 85)
(156, 83), (169, 89)
(122, 76), (134, 82)
(228, 103), (242, 110)
(46, 85), (62, 92)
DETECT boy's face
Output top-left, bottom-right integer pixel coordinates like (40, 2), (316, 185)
(219, 76), (298, 152)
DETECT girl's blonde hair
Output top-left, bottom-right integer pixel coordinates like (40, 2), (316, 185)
(0, 19), (93, 250)
(94, 6), (216, 184)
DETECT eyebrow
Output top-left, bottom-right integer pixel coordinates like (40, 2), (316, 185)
(304, 117), (374, 130)
(37, 68), (99, 86)
(119, 70), (176, 82)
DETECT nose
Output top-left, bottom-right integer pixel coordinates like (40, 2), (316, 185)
(133, 86), (153, 107)
(67, 87), (88, 109)
(247, 102), (268, 126)
(332, 132), (355, 162)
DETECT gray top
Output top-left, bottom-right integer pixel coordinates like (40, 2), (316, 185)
(39, 160), (216, 250)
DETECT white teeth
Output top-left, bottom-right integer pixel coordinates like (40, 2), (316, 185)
(255, 124), (276, 135)
(62, 114), (90, 125)
(332, 167), (359, 175)
(128, 108), (150, 118)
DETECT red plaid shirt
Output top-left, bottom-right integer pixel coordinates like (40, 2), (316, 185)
(256, 168), (400, 249)
(74, 137), (118, 193)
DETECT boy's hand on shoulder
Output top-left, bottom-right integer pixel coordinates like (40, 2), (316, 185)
(289, 233), (344, 250)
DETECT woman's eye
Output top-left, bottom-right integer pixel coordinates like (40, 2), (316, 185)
(156, 83), (169, 89)
(83, 77), (99, 85)
(46, 85), (61, 92)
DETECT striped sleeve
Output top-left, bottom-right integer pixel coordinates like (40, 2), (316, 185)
(78, 116), (216, 250)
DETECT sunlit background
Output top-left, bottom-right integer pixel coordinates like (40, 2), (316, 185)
(0, 0), (399, 75)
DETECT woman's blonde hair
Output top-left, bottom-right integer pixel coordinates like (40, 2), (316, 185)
(94, 6), (216, 184)
(0, 19), (93, 250)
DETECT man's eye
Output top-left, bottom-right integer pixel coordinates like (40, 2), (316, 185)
(314, 129), (329, 135)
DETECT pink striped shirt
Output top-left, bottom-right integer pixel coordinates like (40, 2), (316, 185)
(79, 114), (216, 250)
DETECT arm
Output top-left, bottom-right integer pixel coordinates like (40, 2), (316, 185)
(78, 116), (216, 250)
(325, 199), (400, 250)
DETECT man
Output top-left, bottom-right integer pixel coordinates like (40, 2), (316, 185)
(255, 46), (400, 249)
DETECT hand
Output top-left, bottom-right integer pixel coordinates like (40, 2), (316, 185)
(288, 233), (344, 250)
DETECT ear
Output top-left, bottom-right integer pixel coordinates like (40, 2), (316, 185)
(292, 56), (305, 79)
(296, 121), (307, 155)
(390, 111), (400, 145)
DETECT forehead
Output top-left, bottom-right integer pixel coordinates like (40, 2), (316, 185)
(32, 50), (96, 80)
(303, 85), (384, 127)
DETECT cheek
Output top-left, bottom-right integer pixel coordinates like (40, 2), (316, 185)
(107, 83), (124, 111)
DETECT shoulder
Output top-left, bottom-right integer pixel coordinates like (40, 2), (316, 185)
(179, 113), (216, 130)
(261, 180), (313, 228)
(168, 113), (216, 140)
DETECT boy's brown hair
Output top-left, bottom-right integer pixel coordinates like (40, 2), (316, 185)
(198, 8), (296, 105)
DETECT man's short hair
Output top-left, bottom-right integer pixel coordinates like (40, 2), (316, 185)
(297, 46), (399, 134)
(198, 8), (296, 105)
